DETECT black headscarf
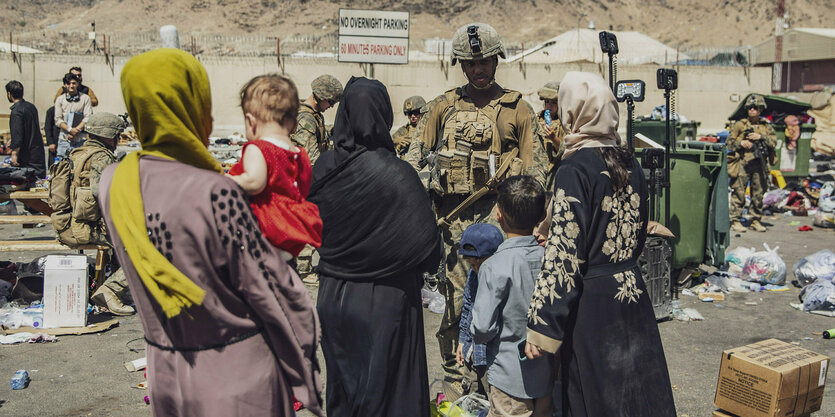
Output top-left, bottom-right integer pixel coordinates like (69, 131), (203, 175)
(309, 77), (441, 281)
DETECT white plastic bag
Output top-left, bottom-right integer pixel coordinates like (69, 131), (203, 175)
(742, 243), (786, 285)
(726, 247), (756, 268)
(819, 182), (835, 213)
(793, 249), (835, 286)
(800, 279), (835, 312)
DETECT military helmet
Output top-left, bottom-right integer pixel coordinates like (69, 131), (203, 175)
(450, 23), (506, 65)
(745, 94), (767, 111)
(311, 75), (343, 103)
(84, 112), (126, 140)
(537, 82), (560, 101)
(403, 96), (427, 115)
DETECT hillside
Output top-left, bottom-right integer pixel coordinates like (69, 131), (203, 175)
(3, 0), (834, 54)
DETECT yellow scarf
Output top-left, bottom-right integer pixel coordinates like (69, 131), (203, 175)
(110, 48), (221, 318)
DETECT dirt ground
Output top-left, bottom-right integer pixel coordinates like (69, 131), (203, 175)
(0, 208), (833, 416)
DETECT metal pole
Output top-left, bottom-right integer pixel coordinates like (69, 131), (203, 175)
(627, 101), (632, 151)
(664, 90), (672, 229)
(608, 55), (614, 91)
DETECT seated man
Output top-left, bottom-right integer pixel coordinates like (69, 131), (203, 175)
(51, 113), (134, 315)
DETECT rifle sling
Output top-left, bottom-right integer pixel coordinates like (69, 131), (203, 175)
(438, 147), (519, 228)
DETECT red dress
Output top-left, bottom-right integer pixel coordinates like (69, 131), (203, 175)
(228, 138), (322, 257)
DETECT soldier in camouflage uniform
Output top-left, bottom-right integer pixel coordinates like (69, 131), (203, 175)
(535, 81), (567, 190)
(76, 113), (135, 315)
(291, 75), (343, 282)
(392, 96), (426, 158)
(404, 23), (545, 400)
(291, 74), (343, 165)
(728, 94), (777, 232)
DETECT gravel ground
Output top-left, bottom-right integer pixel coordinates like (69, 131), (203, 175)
(0, 207), (833, 416)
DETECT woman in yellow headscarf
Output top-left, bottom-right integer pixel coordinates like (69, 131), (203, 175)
(98, 48), (323, 417)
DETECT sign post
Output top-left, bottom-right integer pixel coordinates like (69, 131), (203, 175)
(338, 8), (410, 74)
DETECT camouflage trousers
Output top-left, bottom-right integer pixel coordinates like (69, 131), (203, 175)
(436, 194), (501, 401)
(730, 162), (767, 222)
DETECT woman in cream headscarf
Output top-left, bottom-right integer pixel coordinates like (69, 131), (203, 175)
(98, 48), (323, 417)
(524, 72), (676, 416)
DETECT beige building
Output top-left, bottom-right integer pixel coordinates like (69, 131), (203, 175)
(749, 28), (835, 93)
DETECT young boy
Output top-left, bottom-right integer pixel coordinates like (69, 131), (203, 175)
(471, 175), (552, 417)
(456, 222), (505, 396)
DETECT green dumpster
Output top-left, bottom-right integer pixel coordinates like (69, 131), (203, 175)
(728, 94), (816, 178)
(634, 120), (702, 146)
(636, 142), (729, 270)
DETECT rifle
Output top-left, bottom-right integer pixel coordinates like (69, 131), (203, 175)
(746, 128), (772, 179)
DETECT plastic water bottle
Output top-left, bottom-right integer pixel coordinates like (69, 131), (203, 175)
(10, 370), (29, 390)
(22, 309), (43, 328)
(543, 110), (552, 126)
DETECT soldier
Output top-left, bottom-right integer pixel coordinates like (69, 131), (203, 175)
(291, 75), (342, 283)
(536, 81), (567, 189)
(392, 95), (426, 157)
(65, 113), (134, 315)
(291, 74), (343, 165)
(728, 94), (777, 233)
(405, 22), (544, 400)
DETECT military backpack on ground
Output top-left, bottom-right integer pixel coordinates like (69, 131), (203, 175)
(48, 146), (112, 247)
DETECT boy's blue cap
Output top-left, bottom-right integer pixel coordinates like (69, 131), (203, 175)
(459, 223), (503, 258)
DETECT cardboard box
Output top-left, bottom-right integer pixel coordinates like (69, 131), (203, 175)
(713, 410), (737, 417)
(714, 338), (829, 417)
(42, 255), (89, 328)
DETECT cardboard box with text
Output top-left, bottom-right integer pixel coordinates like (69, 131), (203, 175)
(42, 255), (88, 328)
(714, 338), (828, 417)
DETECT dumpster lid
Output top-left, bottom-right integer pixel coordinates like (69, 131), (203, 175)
(728, 94), (811, 121)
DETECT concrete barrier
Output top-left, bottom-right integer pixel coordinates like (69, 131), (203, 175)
(1, 52), (771, 136)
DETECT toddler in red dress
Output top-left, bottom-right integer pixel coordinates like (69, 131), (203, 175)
(227, 74), (322, 261)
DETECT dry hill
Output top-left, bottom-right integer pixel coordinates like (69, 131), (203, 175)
(3, 0), (834, 53)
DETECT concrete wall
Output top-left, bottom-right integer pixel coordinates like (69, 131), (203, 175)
(1, 52), (771, 136)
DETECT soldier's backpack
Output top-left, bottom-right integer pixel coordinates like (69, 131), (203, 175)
(48, 146), (110, 247)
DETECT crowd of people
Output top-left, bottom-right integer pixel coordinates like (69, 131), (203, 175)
(0, 20), (719, 417)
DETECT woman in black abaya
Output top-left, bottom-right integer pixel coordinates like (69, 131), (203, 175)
(308, 77), (441, 417)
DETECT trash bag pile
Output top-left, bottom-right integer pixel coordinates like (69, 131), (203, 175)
(792, 249), (835, 312)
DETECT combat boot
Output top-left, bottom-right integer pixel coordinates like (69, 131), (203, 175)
(750, 220), (767, 232)
(731, 221), (747, 233)
(91, 285), (136, 316)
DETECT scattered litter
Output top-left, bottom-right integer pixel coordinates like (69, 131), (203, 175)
(124, 357), (147, 372)
(793, 249), (835, 286)
(701, 297), (714, 302)
(428, 297), (445, 315)
(798, 225), (814, 231)
(699, 292), (725, 301)
(681, 288), (696, 297)
(804, 337), (814, 340)
(824, 329), (835, 339)
(745, 302), (758, 306)
(800, 279), (835, 312)
(10, 370), (29, 390)
(790, 221), (801, 226)
(714, 303), (725, 309)
(682, 308), (705, 321)
(765, 284), (789, 291)
(742, 243), (786, 285)
(423, 287), (445, 314)
(790, 302), (803, 310)
(144, 395), (150, 405)
(811, 310), (835, 317)
(726, 247), (755, 268)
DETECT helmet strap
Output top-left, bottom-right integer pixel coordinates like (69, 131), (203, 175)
(470, 78), (495, 90)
